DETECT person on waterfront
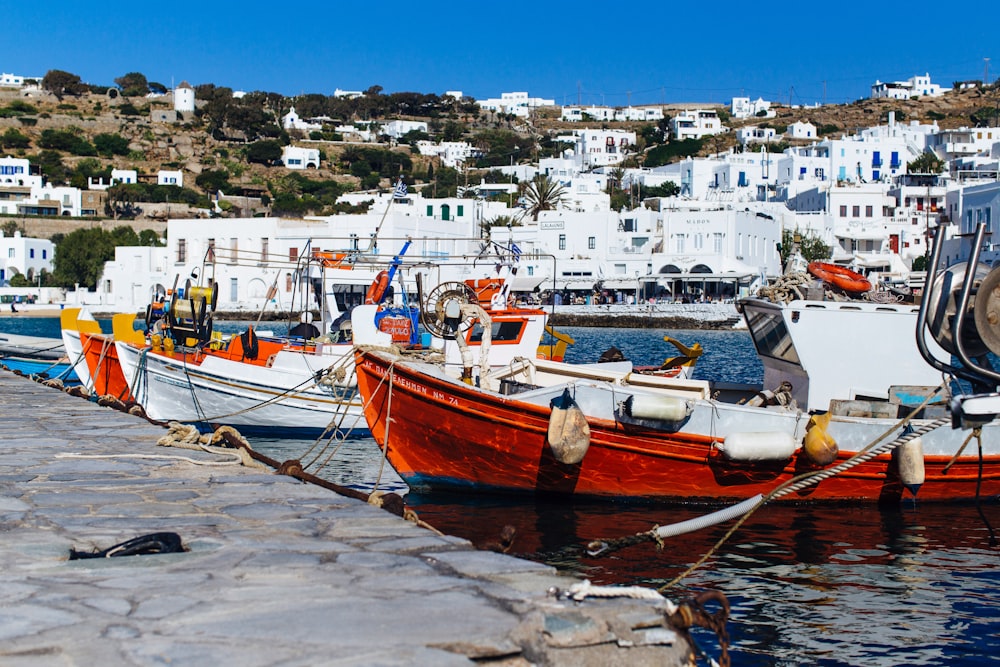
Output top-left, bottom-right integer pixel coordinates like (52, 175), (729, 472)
(10, 302), (16, 313)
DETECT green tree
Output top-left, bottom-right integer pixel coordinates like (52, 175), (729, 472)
(69, 158), (110, 189)
(642, 181), (680, 198)
(41, 69), (87, 99)
(644, 138), (704, 168)
(520, 174), (566, 220)
(908, 151), (945, 174)
(138, 229), (164, 246)
(93, 133), (130, 156)
(30, 150), (70, 184)
(195, 169), (232, 194)
(8, 270), (31, 287)
(1, 128), (31, 149)
(245, 140), (282, 165)
(114, 72), (149, 97)
(51, 228), (117, 287)
(38, 128), (96, 155)
(779, 228), (831, 266)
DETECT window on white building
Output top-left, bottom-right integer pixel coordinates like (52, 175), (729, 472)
(230, 238), (238, 264)
(8, 248), (14, 258)
(694, 233), (703, 250)
(261, 238), (269, 265)
(558, 234), (566, 250)
(588, 237), (596, 249)
(675, 234), (685, 253)
(177, 240), (186, 263)
(714, 233), (723, 254)
(230, 278), (238, 302)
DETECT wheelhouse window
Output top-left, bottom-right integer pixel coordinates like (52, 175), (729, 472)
(743, 306), (801, 365)
(469, 320), (525, 344)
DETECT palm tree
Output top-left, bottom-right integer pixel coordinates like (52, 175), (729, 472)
(520, 174), (566, 221)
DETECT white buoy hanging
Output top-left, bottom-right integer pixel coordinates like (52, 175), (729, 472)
(895, 429), (925, 496)
(548, 388), (591, 465)
(718, 431), (799, 462)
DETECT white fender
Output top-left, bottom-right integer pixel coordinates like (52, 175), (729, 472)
(718, 431), (798, 462)
(895, 437), (925, 495)
(624, 394), (692, 422)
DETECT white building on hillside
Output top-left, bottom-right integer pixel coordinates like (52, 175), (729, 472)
(731, 97), (773, 120)
(786, 121), (817, 140)
(281, 145), (321, 170)
(871, 73), (945, 100)
(554, 128), (636, 169)
(0, 73), (26, 88)
(415, 141), (481, 168)
(282, 107), (323, 132)
(737, 126), (778, 146)
(928, 126), (1000, 161)
(0, 231), (54, 285)
(112, 169), (138, 185)
(478, 92), (555, 118)
(173, 81), (195, 112)
(560, 106), (664, 122)
(381, 120), (428, 140)
(157, 170), (183, 187)
(670, 109), (728, 140)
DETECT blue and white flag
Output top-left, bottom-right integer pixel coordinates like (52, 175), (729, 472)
(393, 177), (407, 199)
(510, 242), (522, 262)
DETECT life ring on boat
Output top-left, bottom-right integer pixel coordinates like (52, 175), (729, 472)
(365, 271), (390, 305)
(807, 262), (872, 294)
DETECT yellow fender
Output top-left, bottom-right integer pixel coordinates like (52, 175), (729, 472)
(803, 412), (838, 466)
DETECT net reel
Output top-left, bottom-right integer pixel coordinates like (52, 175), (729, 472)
(420, 281), (478, 339)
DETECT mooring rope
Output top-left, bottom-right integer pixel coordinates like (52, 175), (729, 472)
(587, 382), (952, 586)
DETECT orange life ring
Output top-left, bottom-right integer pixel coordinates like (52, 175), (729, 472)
(807, 261), (871, 293)
(365, 270), (390, 304)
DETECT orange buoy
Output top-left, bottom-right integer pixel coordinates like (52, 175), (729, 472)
(807, 261), (871, 293)
(365, 270), (390, 304)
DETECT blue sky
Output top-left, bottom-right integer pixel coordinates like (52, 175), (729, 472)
(8, 2), (995, 107)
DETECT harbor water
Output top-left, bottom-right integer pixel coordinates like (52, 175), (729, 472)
(3, 316), (998, 666)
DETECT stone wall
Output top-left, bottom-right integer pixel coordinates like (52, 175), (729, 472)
(3, 216), (167, 238)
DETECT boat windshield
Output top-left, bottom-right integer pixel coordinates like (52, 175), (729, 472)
(744, 306), (801, 365)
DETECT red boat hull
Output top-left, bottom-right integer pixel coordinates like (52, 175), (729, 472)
(80, 331), (133, 401)
(355, 349), (1000, 503)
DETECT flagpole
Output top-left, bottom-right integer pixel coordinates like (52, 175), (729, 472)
(364, 176), (406, 254)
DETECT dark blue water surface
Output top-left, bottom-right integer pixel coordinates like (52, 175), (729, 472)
(4, 315), (998, 666)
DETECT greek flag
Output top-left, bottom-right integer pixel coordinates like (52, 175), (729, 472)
(393, 178), (407, 199)
(510, 242), (521, 262)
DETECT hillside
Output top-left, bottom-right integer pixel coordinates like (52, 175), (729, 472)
(1, 82), (998, 232)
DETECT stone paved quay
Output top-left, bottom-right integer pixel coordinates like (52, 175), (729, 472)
(0, 370), (703, 666)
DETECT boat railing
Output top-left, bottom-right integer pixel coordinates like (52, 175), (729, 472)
(917, 221), (1000, 427)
